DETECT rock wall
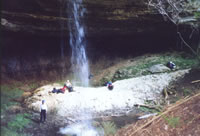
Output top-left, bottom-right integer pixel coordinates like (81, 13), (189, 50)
(1, 0), (175, 37)
(2, 0), (197, 79)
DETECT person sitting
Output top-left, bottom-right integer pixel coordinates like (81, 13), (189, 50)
(61, 84), (67, 93)
(167, 61), (176, 70)
(51, 85), (66, 94)
(107, 81), (114, 90)
(66, 80), (73, 92)
(52, 88), (58, 93)
(88, 74), (94, 79)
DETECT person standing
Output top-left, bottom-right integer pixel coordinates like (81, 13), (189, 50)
(40, 100), (47, 123)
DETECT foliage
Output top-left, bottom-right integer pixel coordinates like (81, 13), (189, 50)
(148, 0), (200, 60)
(112, 53), (199, 81)
(101, 121), (117, 136)
(148, 0), (187, 24)
(170, 95), (181, 103)
(183, 89), (191, 96)
(1, 113), (32, 136)
(1, 127), (22, 136)
(194, 11), (200, 18)
(163, 116), (180, 128)
(28, 83), (40, 90)
(1, 85), (24, 114)
(1, 85), (32, 136)
(139, 106), (159, 113)
(148, 0), (200, 24)
(7, 113), (32, 132)
(100, 76), (113, 86)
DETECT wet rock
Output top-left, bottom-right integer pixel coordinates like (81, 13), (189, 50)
(113, 69), (133, 81)
(13, 97), (24, 103)
(148, 64), (171, 73)
(22, 92), (32, 98)
(7, 105), (23, 114)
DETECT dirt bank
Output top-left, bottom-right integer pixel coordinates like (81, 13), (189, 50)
(115, 68), (200, 136)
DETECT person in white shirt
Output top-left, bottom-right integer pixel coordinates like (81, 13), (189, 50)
(40, 100), (47, 123)
(65, 80), (73, 92)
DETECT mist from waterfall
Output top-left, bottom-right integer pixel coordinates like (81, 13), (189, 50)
(68, 0), (90, 87)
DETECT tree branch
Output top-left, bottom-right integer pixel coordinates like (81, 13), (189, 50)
(177, 32), (198, 56)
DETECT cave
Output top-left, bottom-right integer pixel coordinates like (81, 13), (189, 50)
(1, 0), (199, 80)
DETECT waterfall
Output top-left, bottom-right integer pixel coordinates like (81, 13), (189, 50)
(68, 0), (90, 86)
(60, 1), (101, 135)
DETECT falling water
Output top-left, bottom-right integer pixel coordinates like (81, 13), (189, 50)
(68, 0), (89, 86)
(61, 1), (100, 135)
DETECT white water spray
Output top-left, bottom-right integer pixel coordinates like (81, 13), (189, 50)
(68, 0), (90, 86)
(59, 121), (102, 136)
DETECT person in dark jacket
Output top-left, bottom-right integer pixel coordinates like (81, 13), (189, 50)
(52, 88), (58, 93)
(52, 85), (67, 94)
(167, 61), (176, 70)
(107, 81), (114, 90)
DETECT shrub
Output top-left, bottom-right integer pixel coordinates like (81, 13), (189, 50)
(1, 85), (24, 114)
(101, 121), (117, 136)
(1, 127), (22, 136)
(7, 113), (32, 132)
(163, 116), (180, 128)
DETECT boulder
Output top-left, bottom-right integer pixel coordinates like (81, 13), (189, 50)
(22, 92), (32, 99)
(148, 64), (171, 73)
(7, 105), (23, 114)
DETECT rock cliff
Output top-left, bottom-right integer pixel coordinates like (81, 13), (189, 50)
(1, 0), (175, 37)
(1, 0), (199, 79)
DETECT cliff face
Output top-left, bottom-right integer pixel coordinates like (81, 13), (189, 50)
(4, 0), (197, 79)
(1, 0), (178, 79)
(1, 0), (175, 37)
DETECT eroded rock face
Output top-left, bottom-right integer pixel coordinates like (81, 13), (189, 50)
(2, 0), (198, 79)
(1, 0), (174, 37)
(1, 0), (179, 79)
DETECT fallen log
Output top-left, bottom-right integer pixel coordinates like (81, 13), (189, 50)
(191, 80), (200, 84)
(134, 104), (162, 112)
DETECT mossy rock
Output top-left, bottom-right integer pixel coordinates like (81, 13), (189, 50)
(100, 76), (112, 86)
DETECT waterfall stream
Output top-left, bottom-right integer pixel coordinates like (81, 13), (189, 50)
(61, 1), (98, 135)
(68, 0), (90, 87)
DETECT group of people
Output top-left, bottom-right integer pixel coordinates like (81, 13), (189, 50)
(41, 80), (113, 123)
(51, 80), (73, 94)
(40, 80), (73, 123)
(40, 61), (177, 123)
